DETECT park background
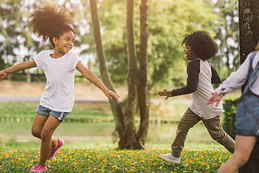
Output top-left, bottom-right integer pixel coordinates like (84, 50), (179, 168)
(0, 0), (243, 172)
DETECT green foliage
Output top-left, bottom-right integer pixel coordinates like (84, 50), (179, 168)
(0, 0), (239, 91)
(222, 98), (238, 139)
(0, 147), (231, 172)
(98, 0), (219, 88)
(212, 0), (239, 78)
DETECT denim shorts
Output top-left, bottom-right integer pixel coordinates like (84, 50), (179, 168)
(36, 105), (69, 121)
(236, 88), (259, 136)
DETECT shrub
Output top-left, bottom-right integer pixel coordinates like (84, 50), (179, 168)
(222, 98), (238, 139)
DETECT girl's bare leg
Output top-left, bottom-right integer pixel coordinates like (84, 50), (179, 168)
(38, 114), (61, 166)
(217, 135), (257, 173)
(31, 113), (59, 152)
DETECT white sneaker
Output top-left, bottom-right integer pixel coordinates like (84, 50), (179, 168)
(158, 153), (181, 164)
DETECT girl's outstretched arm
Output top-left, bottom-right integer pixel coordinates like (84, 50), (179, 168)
(76, 61), (120, 101)
(207, 92), (222, 107)
(0, 60), (36, 81)
(0, 71), (7, 81)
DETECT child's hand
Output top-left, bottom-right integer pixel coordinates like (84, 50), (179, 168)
(0, 70), (7, 81)
(104, 89), (120, 101)
(158, 89), (172, 99)
(207, 92), (222, 107)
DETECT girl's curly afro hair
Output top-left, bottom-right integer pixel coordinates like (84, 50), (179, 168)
(182, 31), (218, 60)
(29, 5), (74, 47)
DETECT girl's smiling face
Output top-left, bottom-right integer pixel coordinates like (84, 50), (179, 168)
(53, 31), (75, 57)
(184, 44), (197, 60)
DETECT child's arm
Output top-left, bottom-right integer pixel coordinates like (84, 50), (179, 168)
(211, 65), (222, 84)
(0, 70), (7, 81)
(76, 61), (120, 101)
(207, 92), (222, 107)
(158, 89), (172, 99)
(0, 60), (36, 81)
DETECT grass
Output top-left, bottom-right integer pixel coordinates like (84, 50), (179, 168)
(0, 100), (190, 123)
(0, 101), (236, 172)
(0, 143), (231, 173)
(0, 101), (113, 122)
(0, 97), (238, 172)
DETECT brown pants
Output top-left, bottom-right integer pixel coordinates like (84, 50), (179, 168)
(171, 108), (235, 157)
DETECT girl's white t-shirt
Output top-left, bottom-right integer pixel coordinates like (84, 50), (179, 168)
(33, 50), (81, 112)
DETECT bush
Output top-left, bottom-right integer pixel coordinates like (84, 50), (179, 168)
(222, 98), (238, 139)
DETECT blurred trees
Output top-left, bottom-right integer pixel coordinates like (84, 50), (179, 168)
(98, 0), (220, 90)
(212, 0), (239, 79)
(0, 0), (239, 88)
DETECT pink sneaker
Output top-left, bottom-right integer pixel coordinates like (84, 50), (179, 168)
(30, 165), (47, 172)
(47, 139), (64, 160)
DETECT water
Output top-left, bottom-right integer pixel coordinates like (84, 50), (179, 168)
(0, 121), (214, 148)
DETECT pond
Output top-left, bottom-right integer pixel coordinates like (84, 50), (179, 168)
(0, 121), (215, 149)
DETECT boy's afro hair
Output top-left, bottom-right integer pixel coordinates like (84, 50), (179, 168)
(182, 31), (218, 60)
(29, 5), (72, 42)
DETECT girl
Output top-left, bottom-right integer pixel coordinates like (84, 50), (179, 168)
(157, 31), (235, 164)
(207, 43), (259, 172)
(0, 5), (119, 172)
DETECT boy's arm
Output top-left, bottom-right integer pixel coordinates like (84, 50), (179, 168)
(76, 61), (120, 100)
(2, 60), (37, 74)
(211, 65), (222, 84)
(171, 59), (199, 97)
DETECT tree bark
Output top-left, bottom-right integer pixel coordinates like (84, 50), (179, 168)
(136, 0), (149, 150)
(239, 0), (259, 172)
(90, 0), (149, 150)
(89, 0), (124, 139)
(118, 0), (138, 149)
(26, 70), (31, 83)
(239, 0), (259, 63)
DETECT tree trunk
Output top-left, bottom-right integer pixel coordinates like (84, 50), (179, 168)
(239, 0), (259, 172)
(118, 0), (138, 149)
(89, 0), (124, 140)
(26, 70), (31, 83)
(136, 0), (149, 150)
(239, 0), (259, 63)
(90, 0), (149, 150)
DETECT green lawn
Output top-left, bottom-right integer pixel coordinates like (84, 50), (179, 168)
(0, 101), (113, 122)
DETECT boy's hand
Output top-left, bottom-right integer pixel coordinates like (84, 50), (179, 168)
(207, 92), (222, 107)
(158, 89), (172, 99)
(105, 89), (120, 101)
(0, 70), (7, 81)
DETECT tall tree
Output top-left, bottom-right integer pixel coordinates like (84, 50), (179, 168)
(90, 0), (148, 149)
(89, 0), (125, 141)
(119, 0), (139, 149)
(238, 0), (259, 172)
(136, 0), (149, 148)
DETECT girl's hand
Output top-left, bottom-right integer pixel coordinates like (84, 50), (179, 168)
(158, 89), (172, 99)
(207, 92), (222, 107)
(104, 89), (120, 101)
(0, 70), (7, 81)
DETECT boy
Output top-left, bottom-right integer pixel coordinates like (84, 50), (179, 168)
(158, 31), (234, 164)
